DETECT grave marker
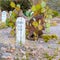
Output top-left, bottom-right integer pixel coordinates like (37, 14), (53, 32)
(2, 11), (7, 22)
(16, 17), (26, 45)
(0, 9), (2, 21)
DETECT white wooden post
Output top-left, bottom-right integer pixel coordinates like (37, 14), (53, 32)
(0, 9), (1, 21)
(16, 17), (26, 45)
(2, 11), (7, 22)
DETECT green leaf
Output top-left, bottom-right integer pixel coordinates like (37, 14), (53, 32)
(46, 23), (50, 28)
(41, 1), (46, 8)
(35, 4), (41, 11)
(46, 28), (50, 33)
(25, 11), (30, 17)
(41, 8), (46, 13)
(31, 5), (36, 12)
(47, 9), (53, 14)
(53, 10), (59, 17)
(6, 18), (10, 26)
(46, 15), (52, 19)
(48, 15), (52, 19)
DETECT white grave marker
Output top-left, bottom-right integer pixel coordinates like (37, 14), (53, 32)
(0, 10), (2, 21)
(2, 11), (7, 22)
(16, 17), (26, 45)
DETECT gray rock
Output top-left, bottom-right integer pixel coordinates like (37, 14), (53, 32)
(1, 52), (12, 58)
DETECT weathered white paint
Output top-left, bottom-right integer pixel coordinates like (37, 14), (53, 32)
(2, 11), (7, 22)
(16, 17), (26, 45)
(0, 9), (2, 20)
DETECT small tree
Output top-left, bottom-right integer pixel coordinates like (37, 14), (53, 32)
(0, 0), (31, 12)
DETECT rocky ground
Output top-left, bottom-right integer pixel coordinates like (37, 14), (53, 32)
(0, 18), (60, 60)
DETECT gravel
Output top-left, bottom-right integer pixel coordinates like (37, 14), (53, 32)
(0, 20), (60, 60)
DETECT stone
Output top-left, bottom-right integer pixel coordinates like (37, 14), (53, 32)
(1, 47), (7, 52)
(1, 52), (13, 59)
